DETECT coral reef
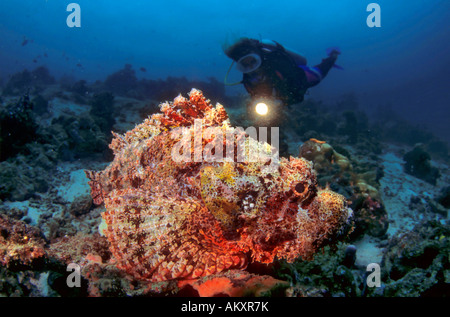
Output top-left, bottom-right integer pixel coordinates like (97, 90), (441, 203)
(44, 114), (109, 161)
(350, 195), (388, 238)
(0, 94), (38, 161)
(436, 186), (450, 209)
(0, 85), (110, 200)
(373, 104), (449, 160)
(89, 91), (116, 138)
(273, 218), (450, 297)
(47, 233), (111, 266)
(0, 214), (46, 269)
(299, 139), (352, 175)
(0, 64), (448, 297)
(2, 66), (55, 96)
(0, 148), (53, 201)
(283, 96), (383, 157)
(101, 64), (230, 105)
(31, 94), (49, 116)
(104, 64), (138, 96)
(381, 220), (450, 296)
(86, 89), (353, 283)
(299, 139), (388, 239)
(276, 244), (367, 297)
(403, 145), (441, 185)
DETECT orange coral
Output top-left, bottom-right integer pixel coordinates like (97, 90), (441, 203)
(86, 89), (353, 282)
(178, 270), (289, 297)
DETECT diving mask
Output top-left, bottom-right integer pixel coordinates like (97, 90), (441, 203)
(236, 53), (262, 73)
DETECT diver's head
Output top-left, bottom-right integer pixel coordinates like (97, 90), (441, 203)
(223, 37), (261, 62)
(224, 38), (263, 75)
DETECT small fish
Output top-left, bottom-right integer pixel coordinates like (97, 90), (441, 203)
(22, 39), (28, 46)
(140, 67), (147, 72)
(310, 138), (326, 144)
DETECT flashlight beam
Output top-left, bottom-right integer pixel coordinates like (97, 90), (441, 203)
(255, 103), (268, 116)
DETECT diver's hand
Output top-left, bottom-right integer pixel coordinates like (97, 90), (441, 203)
(329, 49), (340, 58)
(326, 47), (341, 58)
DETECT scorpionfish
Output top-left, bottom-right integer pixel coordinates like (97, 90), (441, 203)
(86, 89), (353, 282)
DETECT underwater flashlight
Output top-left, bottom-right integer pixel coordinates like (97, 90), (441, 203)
(255, 102), (269, 116)
(247, 97), (282, 126)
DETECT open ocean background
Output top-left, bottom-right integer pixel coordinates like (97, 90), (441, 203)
(0, 0), (449, 142)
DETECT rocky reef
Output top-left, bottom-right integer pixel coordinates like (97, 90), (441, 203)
(0, 94), (38, 162)
(0, 65), (448, 297)
(298, 139), (388, 239)
(0, 214), (46, 270)
(403, 145), (441, 185)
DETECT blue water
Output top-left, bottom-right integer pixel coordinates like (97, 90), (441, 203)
(0, 0), (449, 141)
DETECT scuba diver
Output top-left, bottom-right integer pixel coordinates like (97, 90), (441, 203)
(224, 37), (341, 107)
(223, 37), (342, 157)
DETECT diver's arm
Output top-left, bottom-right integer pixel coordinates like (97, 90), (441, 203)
(313, 54), (338, 79)
(313, 49), (340, 79)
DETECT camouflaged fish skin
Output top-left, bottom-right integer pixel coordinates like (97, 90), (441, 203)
(86, 89), (353, 282)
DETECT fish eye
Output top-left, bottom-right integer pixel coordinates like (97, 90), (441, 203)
(295, 183), (305, 194)
(293, 182), (308, 196)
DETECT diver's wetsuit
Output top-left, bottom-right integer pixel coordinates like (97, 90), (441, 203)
(240, 40), (338, 106)
(225, 38), (339, 157)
